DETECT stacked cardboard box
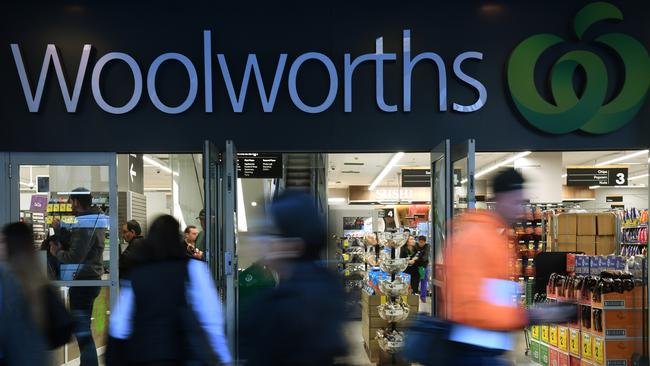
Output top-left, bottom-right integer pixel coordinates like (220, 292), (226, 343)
(555, 213), (617, 255)
(361, 290), (418, 364)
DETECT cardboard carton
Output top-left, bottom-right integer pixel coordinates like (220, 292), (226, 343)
(596, 213), (616, 236)
(558, 352), (569, 366)
(541, 344), (550, 366)
(558, 326), (569, 352)
(549, 347), (559, 366)
(595, 236), (616, 255)
(531, 341), (540, 363)
(577, 236), (596, 255)
(569, 329), (581, 356)
(569, 355), (580, 366)
(577, 214), (597, 235)
(557, 214), (577, 235)
(581, 332), (593, 360)
(595, 337), (644, 366)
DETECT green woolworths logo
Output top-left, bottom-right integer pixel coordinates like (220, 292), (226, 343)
(507, 2), (650, 134)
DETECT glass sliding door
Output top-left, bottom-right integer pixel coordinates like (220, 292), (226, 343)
(430, 140), (451, 318)
(8, 152), (118, 365)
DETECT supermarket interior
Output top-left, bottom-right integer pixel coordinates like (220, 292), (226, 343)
(13, 149), (650, 365)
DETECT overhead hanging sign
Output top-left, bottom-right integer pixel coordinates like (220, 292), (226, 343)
(401, 169), (431, 188)
(237, 153), (283, 178)
(566, 166), (628, 187)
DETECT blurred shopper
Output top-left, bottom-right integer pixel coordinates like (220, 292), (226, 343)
(106, 215), (232, 366)
(194, 209), (207, 260)
(184, 225), (203, 260)
(415, 235), (430, 302)
(444, 169), (574, 365)
(400, 235), (420, 294)
(50, 188), (108, 366)
(240, 191), (347, 365)
(1, 223), (74, 366)
(120, 220), (145, 278)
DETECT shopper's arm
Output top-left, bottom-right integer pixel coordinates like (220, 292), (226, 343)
(187, 260), (233, 364)
(108, 281), (135, 339)
(55, 231), (86, 264)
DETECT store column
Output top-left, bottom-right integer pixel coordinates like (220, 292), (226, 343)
(117, 154), (146, 240)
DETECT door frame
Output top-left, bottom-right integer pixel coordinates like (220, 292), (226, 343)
(7, 152), (119, 307)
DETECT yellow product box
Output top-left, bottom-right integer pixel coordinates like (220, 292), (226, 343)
(558, 326), (569, 352)
(531, 325), (540, 340)
(549, 325), (558, 346)
(541, 324), (550, 344)
(569, 328), (580, 356)
(582, 332), (593, 360)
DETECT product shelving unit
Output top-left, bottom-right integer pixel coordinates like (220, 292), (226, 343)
(336, 236), (367, 319)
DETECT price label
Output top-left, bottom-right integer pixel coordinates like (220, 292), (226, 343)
(549, 325), (558, 346)
(582, 333), (592, 359)
(541, 325), (550, 343)
(343, 240), (349, 248)
(570, 329), (580, 355)
(52, 203), (60, 212)
(593, 337), (604, 364)
(344, 270), (350, 277)
(343, 254), (350, 261)
(65, 203), (73, 212)
(380, 296), (387, 305)
(531, 325), (540, 340)
(47, 204), (53, 213)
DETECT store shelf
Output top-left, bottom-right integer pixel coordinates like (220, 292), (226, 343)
(621, 242), (647, 246)
(622, 225), (648, 229)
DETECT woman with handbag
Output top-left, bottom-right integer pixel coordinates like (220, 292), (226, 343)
(106, 215), (232, 366)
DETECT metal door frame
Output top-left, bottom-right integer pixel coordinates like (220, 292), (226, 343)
(7, 152), (119, 306)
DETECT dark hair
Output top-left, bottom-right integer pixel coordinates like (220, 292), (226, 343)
(184, 225), (197, 234)
(125, 220), (142, 236)
(145, 215), (186, 262)
(2, 222), (33, 259)
(271, 191), (325, 261)
(492, 169), (525, 194)
(70, 187), (92, 209)
(418, 235), (427, 242)
(403, 229), (411, 233)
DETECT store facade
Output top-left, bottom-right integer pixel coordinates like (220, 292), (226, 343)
(1, 0), (649, 363)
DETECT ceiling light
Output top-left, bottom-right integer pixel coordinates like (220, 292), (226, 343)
(328, 197), (346, 203)
(369, 152), (404, 191)
(475, 151), (532, 179)
(143, 155), (179, 176)
(595, 150), (649, 166)
(561, 173), (567, 178)
(628, 173), (649, 181)
(237, 178), (247, 232)
(250, 201), (258, 207)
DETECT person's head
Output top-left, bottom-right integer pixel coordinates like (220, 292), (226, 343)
(403, 229), (411, 235)
(145, 215), (186, 262)
(269, 191), (325, 261)
(492, 169), (526, 223)
(406, 235), (416, 247)
(2, 222), (34, 260)
(69, 187), (92, 214)
(121, 220), (142, 243)
(184, 225), (199, 244)
(417, 235), (427, 247)
(197, 209), (206, 230)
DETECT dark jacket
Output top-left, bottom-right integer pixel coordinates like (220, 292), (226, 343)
(240, 261), (347, 365)
(0, 265), (48, 366)
(119, 236), (145, 278)
(413, 244), (430, 267)
(55, 208), (109, 280)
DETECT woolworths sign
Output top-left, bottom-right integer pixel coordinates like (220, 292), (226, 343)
(8, 2), (649, 135)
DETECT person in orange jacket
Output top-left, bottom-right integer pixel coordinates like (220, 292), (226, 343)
(444, 169), (574, 365)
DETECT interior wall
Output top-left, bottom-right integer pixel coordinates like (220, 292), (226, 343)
(170, 154), (203, 230)
(145, 192), (170, 228)
(579, 187), (649, 210)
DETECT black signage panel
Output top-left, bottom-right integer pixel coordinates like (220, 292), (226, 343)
(402, 169), (431, 187)
(237, 153), (283, 178)
(566, 167), (628, 187)
(606, 195), (623, 203)
(128, 154), (144, 194)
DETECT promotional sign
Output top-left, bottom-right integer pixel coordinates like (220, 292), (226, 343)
(236, 153), (282, 179)
(401, 169), (431, 188)
(29, 195), (48, 213)
(566, 166), (628, 187)
(606, 195), (624, 203)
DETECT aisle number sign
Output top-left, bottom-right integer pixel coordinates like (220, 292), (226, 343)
(582, 333), (593, 359)
(570, 329), (580, 355)
(558, 327), (568, 351)
(566, 166), (628, 187)
(593, 337), (604, 364)
(549, 325), (558, 346)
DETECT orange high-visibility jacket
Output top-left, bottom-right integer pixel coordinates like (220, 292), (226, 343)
(445, 210), (527, 331)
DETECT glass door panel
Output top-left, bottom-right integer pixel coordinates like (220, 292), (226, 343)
(430, 140), (451, 318)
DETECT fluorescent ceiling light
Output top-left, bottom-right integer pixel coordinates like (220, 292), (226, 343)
(143, 155), (179, 176)
(475, 151), (532, 179)
(595, 150), (649, 166)
(237, 178), (248, 232)
(561, 173), (567, 178)
(328, 197), (346, 203)
(251, 201), (258, 207)
(629, 173), (649, 181)
(369, 152), (404, 191)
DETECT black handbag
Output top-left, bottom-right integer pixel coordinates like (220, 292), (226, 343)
(44, 286), (75, 349)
